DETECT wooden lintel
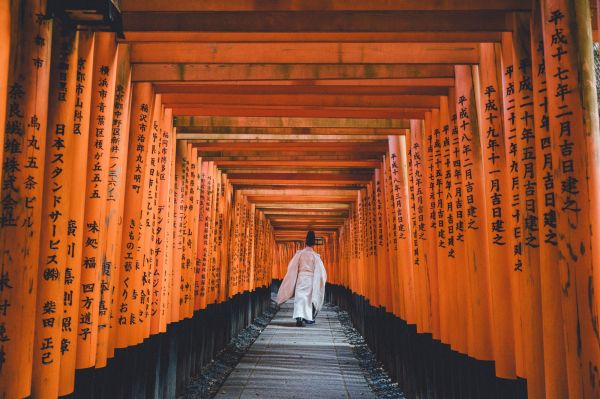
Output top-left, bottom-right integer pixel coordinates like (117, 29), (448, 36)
(123, 11), (510, 33)
(175, 116), (409, 129)
(120, 1), (531, 12)
(133, 64), (455, 82)
(130, 42), (480, 64)
(171, 105), (428, 119)
(121, 31), (503, 43)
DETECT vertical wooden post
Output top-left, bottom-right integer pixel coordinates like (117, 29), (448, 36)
(31, 25), (78, 399)
(477, 42), (517, 379)
(115, 82), (154, 349)
(76, 32), (118, 369)
(512, 13), (547, 397)
(58, 31), (94, 397)
(530, 1), (569, 396)
(408, 120), (432, 333)
(382, 154), (402, 317)
(438, 97), (459, 350)
(0, 0), (9, 182)
(394, 135), (417, 325)
(447, 89), (469, 353)
(541, 0), (600, 396)
(152, 108), (175, 333)
(424, 112), (441, 340)
(500, 31), (527, 377)
(454, 65), (494, 361)
(376, 165), (393, 311)
(0, 0), (52, 396)
(137, 94), (161, 340)
(101, 43), (132, 363)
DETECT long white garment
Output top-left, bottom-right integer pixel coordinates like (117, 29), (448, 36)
(276, 247), (327, 321)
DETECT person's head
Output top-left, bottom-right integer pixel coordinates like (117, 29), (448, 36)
(305, 230), (316, 247)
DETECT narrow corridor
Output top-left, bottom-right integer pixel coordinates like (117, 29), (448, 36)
(215, 299), (375, 399)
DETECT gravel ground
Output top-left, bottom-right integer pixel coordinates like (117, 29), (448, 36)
(179, 301), (278, 399)
(332, 305), (406, 399)
(180, 301), (404, 399)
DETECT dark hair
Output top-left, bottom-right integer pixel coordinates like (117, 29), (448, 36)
(305, 230), (316, 247)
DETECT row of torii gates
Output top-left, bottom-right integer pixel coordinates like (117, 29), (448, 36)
(1, 0), (600, 398)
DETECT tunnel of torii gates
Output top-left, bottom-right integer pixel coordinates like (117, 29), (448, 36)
(4, 0), (600, 398)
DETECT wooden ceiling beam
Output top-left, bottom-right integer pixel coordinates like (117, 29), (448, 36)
(122, 11), (510, 32)
(245, 196), (357, 203)
(154, 82), (454, 93)
(120, 1), (531, 12)
(121, 31), (503, 43)
(171, 106), (428, 119)
(194, 142), (387, 152)
(133, 64), (455, 82)
(180, 133), (400, 142)
(130, 42), (480, 64)
(216, 159), (382, 168)
(162, 93), (442, 107)
(177, 126), (404, 136)
(255, 203), (350, 210)
(175, 116), (409, 129)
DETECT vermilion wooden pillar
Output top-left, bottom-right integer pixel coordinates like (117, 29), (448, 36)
(530, 0), (568, 396)
(0, 0), (51, 396)
(115, 82), (154, 349)
(0, 0), (9, 182)
(477, 42), (517, 379)
(76, 32), (118, 368)
(500, 31), (527, 378)
(512, 13), (546, 398)
(99, 43), (132, 366)
(31, 25), (78, 399)
(138, 94), (162, 340)
(438, 97), (458, 347)
(153, 108), (175, 332)
(541, 0), (600, 397)
(58, 31), (95, 397)
(454, 65), (494, 362)
(424, 112), (441, 340)
(388, 135), (416, 325)
(408, 120), (432, 334)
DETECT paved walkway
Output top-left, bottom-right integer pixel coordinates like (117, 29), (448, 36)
(215, 300), (376, 399)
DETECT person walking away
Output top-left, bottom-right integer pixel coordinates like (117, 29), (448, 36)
(276, 231), (327, 327)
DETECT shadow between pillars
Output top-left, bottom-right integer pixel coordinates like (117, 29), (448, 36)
(63, 287), (271, 399)
(326, 284), (527, 399)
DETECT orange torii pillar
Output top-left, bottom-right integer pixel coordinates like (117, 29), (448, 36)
(423, 112), (441, 340)
(541, 0), (600, 397)
(511, 13), (546, 398)
(477, 42), (517, 379)
(0, 0), (52, 396)
(454, 65), (494, 362)
(102, 44), (133, 363)
(138, 93), (163, 340)
(438, 97), (459, 349)
(388, 136), (416, 324)
(499, 31), (527, 378)
(76, 32), (118, 369)
(382, 154), (402, 317)
(530, 1), (568, 396)
(407, 120), (432, 333)
(115, 82), (155, 349)
(31, 26), (78, 399)
(59, 31), (95, 396)
(152, 108), (175, 333)
(447, 93), (469, 353)
(0, 0), (9, 181)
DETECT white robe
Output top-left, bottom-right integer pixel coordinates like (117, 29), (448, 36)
(276, 247), (327, 321)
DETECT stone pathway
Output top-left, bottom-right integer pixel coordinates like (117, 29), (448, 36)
(215, 300), (376, 399)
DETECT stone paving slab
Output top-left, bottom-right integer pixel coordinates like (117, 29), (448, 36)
(215, 300), (376, 399)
